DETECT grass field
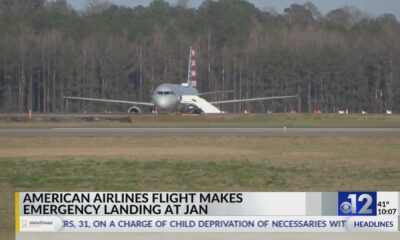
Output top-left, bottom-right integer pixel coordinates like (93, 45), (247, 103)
(0, 113), (399, 128)
(1, 135), (400, 239)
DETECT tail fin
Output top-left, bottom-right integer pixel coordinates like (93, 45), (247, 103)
(187, 46), (197, 88)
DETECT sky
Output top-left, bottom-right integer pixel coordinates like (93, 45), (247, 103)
(65, 0), (400, 18)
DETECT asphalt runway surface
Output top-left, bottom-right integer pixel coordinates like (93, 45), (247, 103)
(1, 127), (400, 136)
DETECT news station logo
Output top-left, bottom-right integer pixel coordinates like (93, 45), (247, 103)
(338, 192), (377, 216)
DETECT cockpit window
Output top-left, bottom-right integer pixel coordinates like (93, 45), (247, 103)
(157, 91), (175, 95)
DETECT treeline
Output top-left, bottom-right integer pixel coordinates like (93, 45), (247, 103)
(0, 0), (399, 113)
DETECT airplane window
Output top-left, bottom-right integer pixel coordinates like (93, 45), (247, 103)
(157, 91), (174, 95)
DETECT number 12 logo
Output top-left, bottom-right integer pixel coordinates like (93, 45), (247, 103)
(338, 192), (377, 216)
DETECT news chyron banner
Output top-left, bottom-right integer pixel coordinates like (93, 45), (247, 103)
(15, 192), (400, 233)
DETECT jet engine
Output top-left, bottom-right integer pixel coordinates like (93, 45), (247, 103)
(128, 106), (142, 114)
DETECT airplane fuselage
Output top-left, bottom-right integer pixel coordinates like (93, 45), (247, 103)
(152, 83), (199, 111)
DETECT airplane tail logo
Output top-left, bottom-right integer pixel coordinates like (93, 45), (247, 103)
(187, 46), (197, 88)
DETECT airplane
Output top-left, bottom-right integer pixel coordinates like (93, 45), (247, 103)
(65, 46), (297, 114)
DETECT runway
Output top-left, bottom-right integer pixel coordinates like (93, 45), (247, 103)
(1, 127), (400, 136)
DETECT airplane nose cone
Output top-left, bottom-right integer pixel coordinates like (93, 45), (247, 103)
(155, 96), (177, 110)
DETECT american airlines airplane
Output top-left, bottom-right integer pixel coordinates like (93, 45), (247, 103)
(65, 47), (296, 114)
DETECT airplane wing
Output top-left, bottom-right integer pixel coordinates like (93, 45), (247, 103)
(64, 96), (154, 106)
(210, 95), (297, 104)
(198, 90), (234, 96)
